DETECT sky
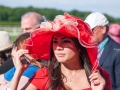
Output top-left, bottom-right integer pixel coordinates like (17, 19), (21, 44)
(0, 0), (120, 18)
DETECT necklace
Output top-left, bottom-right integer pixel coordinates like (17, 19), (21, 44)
(66, 70), (81, 82)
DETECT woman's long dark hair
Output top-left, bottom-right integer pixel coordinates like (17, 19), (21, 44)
(48, 37), (92, 90)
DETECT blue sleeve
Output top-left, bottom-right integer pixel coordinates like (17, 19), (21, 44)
(4, 64), (39, 82)
(4, 67), (16, 82)
(22, 64), (39, 78)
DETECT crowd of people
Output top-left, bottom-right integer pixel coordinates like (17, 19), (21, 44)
(84, 12), (120, 90)
(0, 11), (120, 90)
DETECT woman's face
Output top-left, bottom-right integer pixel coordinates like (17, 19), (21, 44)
(52, 33), (79, 63)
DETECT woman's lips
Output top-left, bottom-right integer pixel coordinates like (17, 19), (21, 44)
(57, 53), (65, 57)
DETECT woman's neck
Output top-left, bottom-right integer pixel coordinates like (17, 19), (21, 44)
(60, 61), (83, 75)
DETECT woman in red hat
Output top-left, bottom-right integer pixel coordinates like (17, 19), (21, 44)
(6, 13), (111, 90)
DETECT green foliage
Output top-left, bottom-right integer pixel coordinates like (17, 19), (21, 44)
(69, 10), (91, 20)
(0, 21), (20, 26)
(0, 5), (120, 25)
(115, 18), (120, 24)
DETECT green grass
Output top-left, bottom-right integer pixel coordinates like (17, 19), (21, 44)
(0, 27), (22, 41)
(11, 35), (17, 41)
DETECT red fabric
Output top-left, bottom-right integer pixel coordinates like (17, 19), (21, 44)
(29, 67), (111, 90)
(29, 67), (50, 90)
(23, 13), (98, 71)
(29, 67), (91, 90)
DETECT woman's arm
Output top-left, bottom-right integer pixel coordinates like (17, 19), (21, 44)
(0, 75), (39, 90)
(0, 74), (7, 85)
(8, 69), (23, 90)
(0, 75), (29, 90)
(9, 75), (37, 90)
(6, 48), (39, 90)
(7, 49), (30, 90)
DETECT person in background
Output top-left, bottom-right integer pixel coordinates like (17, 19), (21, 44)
(0, 31), (13, 66)
(0, 32), (46, 90)
(85, 12), (120, 90)
(108, 24), (120, 44)
(21, 12), (45, 33)
(6, 13), (111, 90)
(0, 12), (46, 74)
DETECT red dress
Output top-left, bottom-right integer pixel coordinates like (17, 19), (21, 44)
(29, 67), (111, 90)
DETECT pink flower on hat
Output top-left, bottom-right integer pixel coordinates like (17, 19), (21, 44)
(40, 13), (78, 32)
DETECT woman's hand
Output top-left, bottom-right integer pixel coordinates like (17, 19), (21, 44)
(89, 70), (105, 90)
(11, 47), (30, 72)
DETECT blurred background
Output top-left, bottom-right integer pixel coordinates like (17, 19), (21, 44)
(0, 0), (120, 41)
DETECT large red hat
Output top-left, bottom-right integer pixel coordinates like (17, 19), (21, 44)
(23, 13), (98, 71)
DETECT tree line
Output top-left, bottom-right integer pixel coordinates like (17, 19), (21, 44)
(0, 5), (120, 26)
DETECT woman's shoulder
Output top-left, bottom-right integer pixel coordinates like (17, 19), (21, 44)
(29, 66), (49, 80)
(29, 67), (49, 89)
(35, 67), (48, 76)
(22, 64), (39, 78)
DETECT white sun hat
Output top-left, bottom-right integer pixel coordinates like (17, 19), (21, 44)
(0, 31), (13, 52)
(84, 12), (109, 29)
